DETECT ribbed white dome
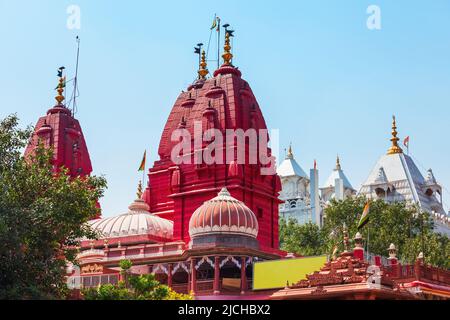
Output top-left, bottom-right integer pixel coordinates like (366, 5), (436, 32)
(90, 199), (173, 240)
(189, 188), (259, 238)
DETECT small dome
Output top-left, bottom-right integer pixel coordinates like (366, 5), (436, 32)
(189, 188), (258, 239)
(90, 199), (173, 240)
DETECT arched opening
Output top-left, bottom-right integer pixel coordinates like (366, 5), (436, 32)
(152, 264), (168, 285)
(219, 257), (242, 294)
(375, 188), (386, 198)
(171, 263), (189, 294)
(425, 188), (434, 197)
(195, 258), (215, 293)
(289, 199), (297, 209)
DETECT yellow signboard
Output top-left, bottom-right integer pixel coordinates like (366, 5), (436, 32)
(253, 255), (327, 290)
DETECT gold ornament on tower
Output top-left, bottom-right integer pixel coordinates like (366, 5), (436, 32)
(387, 115), (403, 155)
(336, 155), (341, 170)
(137, 180), (143, 199)
(222, 31), (233, 65)
(198, 50), (209, 79)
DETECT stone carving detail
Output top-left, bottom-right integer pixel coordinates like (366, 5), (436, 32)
(289, 254), (369, 289)
(81, 264), (103, 274)
(311, 286), (327, 295)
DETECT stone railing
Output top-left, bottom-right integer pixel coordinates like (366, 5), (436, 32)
(196, 280), (214, 293)
(382, 263), (450, 285)
(172, 283), (189, 294)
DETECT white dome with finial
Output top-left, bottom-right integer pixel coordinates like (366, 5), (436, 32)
(189, 187), (258, 238)
(89, 182), (173, 240)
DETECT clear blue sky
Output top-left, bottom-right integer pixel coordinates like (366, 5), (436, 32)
(1, 0), (449, 216)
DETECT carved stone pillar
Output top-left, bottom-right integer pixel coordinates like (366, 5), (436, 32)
(168, 263), (173, 288)
(190, 259), (196, 295)
(240, 256), (247, 294)
(213, 256), (220, 295)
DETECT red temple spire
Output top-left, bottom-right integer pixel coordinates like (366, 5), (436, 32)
(24, 68), (93, 178)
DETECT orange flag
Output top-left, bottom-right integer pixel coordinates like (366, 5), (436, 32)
(403, 136), (410, 148)
(138, 150), (146, 172)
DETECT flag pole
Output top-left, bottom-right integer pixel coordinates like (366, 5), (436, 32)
(217, 17), (221, 69)
(366, 224), (370, 262)
(73, 36), (80, 116)
(142, 161), (145, 189)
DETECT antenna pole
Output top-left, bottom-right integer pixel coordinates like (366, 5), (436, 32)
(73, 36), (81, 115)
(217, 17), (221, 69)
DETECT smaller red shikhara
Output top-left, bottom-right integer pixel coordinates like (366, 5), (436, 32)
(25, 102), (92, 178)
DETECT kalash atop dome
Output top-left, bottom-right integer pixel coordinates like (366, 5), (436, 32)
(73, 24), (286, 297)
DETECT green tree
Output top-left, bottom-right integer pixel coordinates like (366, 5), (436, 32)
(0, 114), (107, 299)
(279, 219), (326, 256)
(278, 196), (449, 269)
(322, 196), (449, 268)
(82, 260), (192, 300)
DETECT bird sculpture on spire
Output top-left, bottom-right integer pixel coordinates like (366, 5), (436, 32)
(222, 24), (234, 65)
(55, 67), (66, 105)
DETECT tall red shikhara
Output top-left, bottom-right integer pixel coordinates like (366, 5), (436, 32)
(143, 39), (282, 251)
(24, 73), (93, 179)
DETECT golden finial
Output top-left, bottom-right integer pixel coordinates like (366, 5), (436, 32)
(55, 67), (66, 105)
(136, 180), (143, 199)
(287, 144), (293, 159)
(222, 30), (233, 65)
(198, 50), (209, 80)
(336, 155), (341, 171)
(387, 115), (403, 155)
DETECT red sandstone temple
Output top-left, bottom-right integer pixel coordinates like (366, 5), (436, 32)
(26, 27), (450, 300)
(26, 28), (285, 298)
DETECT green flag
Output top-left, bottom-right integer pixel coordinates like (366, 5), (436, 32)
(210, 17), (217, 30)
(357, 201), (370, 230)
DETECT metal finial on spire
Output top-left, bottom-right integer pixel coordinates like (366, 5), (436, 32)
(194, 42), (203, 74)
(222, 24), (234, 65)
(387, 115), (403, 155)
(198, 50), (209, 80)
(286, 144), (294, 159)
(55, 67), (66, 105)
(336, 155), (341, 171)
(136, 180), (143, 199)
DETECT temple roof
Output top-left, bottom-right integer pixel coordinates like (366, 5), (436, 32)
(188, 187), (258, 239)
(24, 71), (93, 177)
(277, 147), (308, 179)
(359, 117), (446, 218)
(360, 153), (445, 213)
(321, 156), (353, 190)
(90, 196), (173, 241)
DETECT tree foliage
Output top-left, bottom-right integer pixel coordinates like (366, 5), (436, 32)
(279, 219), (325, 256)
(279, 196), (449, 269)
(0, 114), (107, 299)
(82, 260), (192, 300)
